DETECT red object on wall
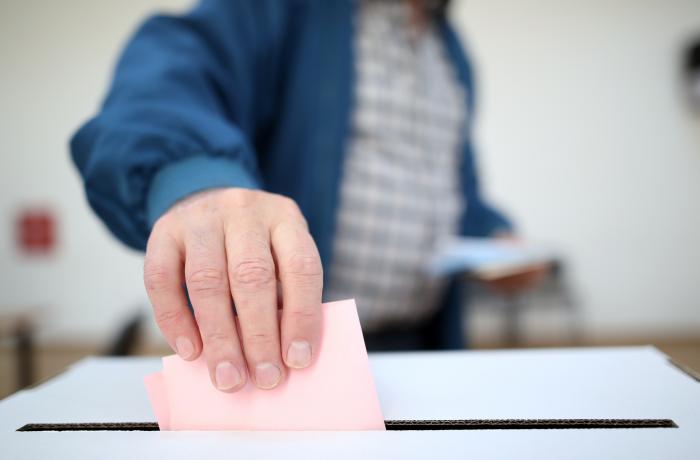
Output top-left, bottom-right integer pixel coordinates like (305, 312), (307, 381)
(16, 209), (56, 255)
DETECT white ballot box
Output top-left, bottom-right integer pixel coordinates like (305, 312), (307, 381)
(1, 346), (699, 459)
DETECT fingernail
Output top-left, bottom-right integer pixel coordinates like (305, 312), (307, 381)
(175, 336), (195, 360)
(286, 340), (312, 369)
(255, 362), (282, 389)
(215, 361), (243, 391)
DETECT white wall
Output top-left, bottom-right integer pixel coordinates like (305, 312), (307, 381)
(452, 0), (700, 338)
(0, 0), (698, 345)
(0, 0), (193, 343)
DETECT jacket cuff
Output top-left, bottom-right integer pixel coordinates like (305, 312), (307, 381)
(146, 155), (259, 227)
(462, 202), (514, 238)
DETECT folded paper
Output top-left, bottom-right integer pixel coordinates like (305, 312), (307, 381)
(144, 299), (385, 431)
(427, 237), (555, 279)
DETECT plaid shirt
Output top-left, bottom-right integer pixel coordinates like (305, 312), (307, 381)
(325, 0), (466, 331)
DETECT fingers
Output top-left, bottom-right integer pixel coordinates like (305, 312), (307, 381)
(144, 228), (202, 361)
(271, 218), (323, 370)
(225, 220), (283, 390)
(184, 220), (247, 392)
(146, 190), (323, 394)
(477, 264), (548, 294)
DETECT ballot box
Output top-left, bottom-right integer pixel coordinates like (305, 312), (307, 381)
(1, 346), (699, 459)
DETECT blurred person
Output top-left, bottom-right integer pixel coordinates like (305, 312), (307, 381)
(71, 0), (544, 393)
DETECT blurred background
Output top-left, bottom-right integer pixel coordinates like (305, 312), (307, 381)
(1, 0), (699, 398)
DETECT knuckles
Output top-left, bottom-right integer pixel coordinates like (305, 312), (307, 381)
(201, 329), (232, 345)
(160, 188), (308, 236)
(144, 262), (174, 293)
(150, 213), (176, 236)
(284, 253), (322, 281)
(230, 258), (275, 289)
(276, 195), (301, 215)
(275, 197), (307, 227)
(285, 308), (321, 328)
(223, 188), (259, 209)
(153, 308), (187, 328)
(186, 267), (228, 295)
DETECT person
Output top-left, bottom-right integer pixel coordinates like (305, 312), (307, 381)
(71, 0), (544, 393)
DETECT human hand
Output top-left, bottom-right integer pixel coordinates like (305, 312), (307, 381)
(476, 264), (549, 295)
(475, 233), (549, 295)
(144, 188), (323, 392)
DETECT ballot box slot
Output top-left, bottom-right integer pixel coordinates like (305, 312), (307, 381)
(383, 419), (678, 430)
(17, 419), (677, 432)
(18, 423), (160, 432)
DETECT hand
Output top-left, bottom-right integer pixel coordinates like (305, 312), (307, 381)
(476, 264), (549, 295)
(475, 232), (549, 295)
(144, 188), (323, 392)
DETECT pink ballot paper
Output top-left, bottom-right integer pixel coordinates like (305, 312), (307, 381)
(144, 299), (385, 431)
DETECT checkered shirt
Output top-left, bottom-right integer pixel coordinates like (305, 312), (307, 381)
(325, 0), (467, 331)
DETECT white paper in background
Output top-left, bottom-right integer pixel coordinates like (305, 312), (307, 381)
(426, 237), (556, 278)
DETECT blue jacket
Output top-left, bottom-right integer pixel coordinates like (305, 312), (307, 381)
(71, 0), (511, 346)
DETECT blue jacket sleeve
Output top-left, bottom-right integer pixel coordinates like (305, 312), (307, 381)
(70, 0), (289, 250)
(442, 23), (513, 237)
(460, 140), (513, 237)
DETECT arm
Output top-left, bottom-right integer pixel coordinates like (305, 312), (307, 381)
(71, 0), (289, 250)
(440, 21), (549, 294)
(71, 0), (323, 393)
(461, 140), (513, 237)
(440, 21), (513, 237)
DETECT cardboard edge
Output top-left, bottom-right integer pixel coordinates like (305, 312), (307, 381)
(667, 358), (700, 383)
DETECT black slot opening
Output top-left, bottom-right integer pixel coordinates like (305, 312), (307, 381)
(17, 419), (677, 432)
(384, 419), (678, 430)
(18, 422), (160, 432)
